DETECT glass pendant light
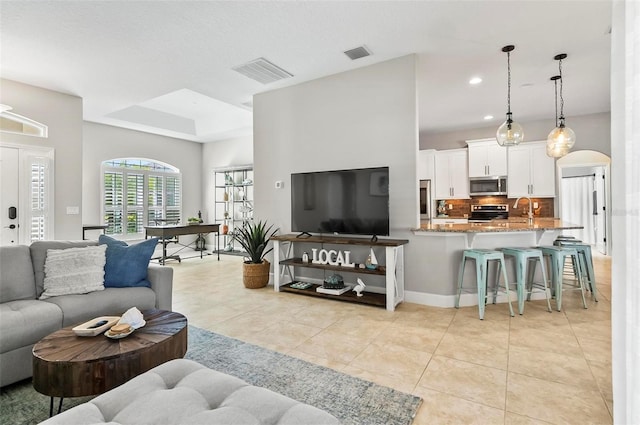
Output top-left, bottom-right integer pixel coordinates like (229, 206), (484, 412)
(546, 53), (575, 158)
(496, 45), (524, 146)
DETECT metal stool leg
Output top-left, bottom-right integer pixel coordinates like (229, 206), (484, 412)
(574, 254), (588, 309)
(555, 254), (564, 311)
(580, 249), (598, 301)
(455, 254), (467, 309)
(499, 257), (515, 317)
(536, 253), (552, 312)
(514, 256), (526, 314)
(476, 258), (486, 320)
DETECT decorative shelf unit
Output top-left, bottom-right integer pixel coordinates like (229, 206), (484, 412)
(213, 166), (253, 254)
(272, 234), (409, 311)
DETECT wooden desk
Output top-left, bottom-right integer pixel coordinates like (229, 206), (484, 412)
(145, 223), (220, 264)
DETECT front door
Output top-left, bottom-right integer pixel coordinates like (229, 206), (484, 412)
(0, 145), (54, 246)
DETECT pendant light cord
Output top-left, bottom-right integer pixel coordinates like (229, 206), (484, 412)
(558, 58), (565, 120)
(507, 51), (512, 115)
(554, 78), (559, 127)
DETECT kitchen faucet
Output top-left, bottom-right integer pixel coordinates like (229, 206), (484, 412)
(514, 197), (534, 225)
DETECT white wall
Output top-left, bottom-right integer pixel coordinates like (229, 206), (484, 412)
(201, 135), (253, 223)
(253, 55), (419, 289)
(0, 79), (83, 240)
(422, 112), (611, 156)
(610, 1), (640, 422)
(82, 122), (203, 230)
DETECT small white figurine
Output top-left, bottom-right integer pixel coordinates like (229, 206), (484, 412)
(353, 278), (366, 297)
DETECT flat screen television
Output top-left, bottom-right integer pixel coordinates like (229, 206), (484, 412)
(291, 167), (389, 236)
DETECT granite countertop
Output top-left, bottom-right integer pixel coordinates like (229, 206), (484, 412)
(414, 218), (582, 233)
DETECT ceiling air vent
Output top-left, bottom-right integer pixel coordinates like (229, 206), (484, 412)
(232, 58), (293, 84)
(344, 45), (372, 60)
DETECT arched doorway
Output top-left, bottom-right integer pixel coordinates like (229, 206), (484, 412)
(556, 150), (611, 255)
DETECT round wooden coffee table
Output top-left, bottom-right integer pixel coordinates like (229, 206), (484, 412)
(32, 309), (187, 416)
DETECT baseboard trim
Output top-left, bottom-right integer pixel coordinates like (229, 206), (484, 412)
(404, 289), (550, 308)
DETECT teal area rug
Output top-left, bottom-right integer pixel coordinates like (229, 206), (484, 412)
(1, 325), (421, 425)
(187, 326), (422, 425)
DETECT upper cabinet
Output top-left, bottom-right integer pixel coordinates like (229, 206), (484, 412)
(435, 149), (469, 199)
(466, 138), (507, 177)
(507, 141), (555, 198)
(417, 149), (435, 181)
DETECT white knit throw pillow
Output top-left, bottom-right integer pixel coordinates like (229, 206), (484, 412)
(40, 245), (107, 299)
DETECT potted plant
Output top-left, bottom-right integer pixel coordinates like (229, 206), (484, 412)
(233, 220), (278, 288)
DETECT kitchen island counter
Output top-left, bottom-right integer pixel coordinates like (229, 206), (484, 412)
(409, 219), (583, 307)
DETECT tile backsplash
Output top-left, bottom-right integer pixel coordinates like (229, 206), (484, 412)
(435, 196), (554, 218)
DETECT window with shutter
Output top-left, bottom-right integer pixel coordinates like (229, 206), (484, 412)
(29, 161), (47, 242)
(102, 159), (181, 239)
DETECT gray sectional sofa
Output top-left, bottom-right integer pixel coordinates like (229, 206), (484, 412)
(0, 240), (173, 387)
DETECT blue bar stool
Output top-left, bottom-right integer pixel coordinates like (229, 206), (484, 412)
(456, 249), (515, 320)
(538, 246), (587, 311)
(554, 239), (598, 302)
(502, 247), (552, 314)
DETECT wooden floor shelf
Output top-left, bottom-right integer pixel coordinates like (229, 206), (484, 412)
(280, 282), (386, 308)
(272, 234), (408, 311)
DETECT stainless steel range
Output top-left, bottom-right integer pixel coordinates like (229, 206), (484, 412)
(469, 204), (509, 222)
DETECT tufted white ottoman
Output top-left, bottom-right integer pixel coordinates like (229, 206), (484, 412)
(38, 358), (340, 424)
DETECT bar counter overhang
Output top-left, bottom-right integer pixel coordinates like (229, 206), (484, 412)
(414, 218), (582, 248)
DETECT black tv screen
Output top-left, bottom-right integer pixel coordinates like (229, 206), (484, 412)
(291, 167), (389, 236)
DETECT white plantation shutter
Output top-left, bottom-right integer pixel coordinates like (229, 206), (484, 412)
(104, 171), (124, 235)
(28, 159), (49, 242)
(148, 174), (164, 225)
(127, 173), (144, 234)
(102, 159), (181, 238)
(166, 176), (181, 222)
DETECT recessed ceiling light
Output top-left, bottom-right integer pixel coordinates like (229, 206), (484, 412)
(483, 115), (494, 120)
(469, 77), (482, 85)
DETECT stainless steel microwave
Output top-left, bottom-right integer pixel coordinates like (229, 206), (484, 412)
(469, 176), (507, 196)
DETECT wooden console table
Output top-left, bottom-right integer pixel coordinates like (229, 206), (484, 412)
(272, 234), (408, 311)
(145, 223), (220, 264)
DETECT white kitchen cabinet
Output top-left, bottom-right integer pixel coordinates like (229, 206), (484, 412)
(435, 149), (469, 199)
(507, 141), (555, 197)
(417, 149), (435, 181)
(466, 138), (508, 177)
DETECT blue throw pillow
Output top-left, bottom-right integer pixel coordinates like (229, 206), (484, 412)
(99, 235), (158, 288)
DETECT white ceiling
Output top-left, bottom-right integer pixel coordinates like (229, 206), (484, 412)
(0, 1), (612, 143)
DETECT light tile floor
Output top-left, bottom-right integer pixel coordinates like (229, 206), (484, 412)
(168, 251), (612, 425)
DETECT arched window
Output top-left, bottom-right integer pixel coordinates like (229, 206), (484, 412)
(102, 158), (181, 238)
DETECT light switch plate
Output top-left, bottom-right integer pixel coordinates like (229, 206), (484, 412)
(66, 206), (80, 215)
